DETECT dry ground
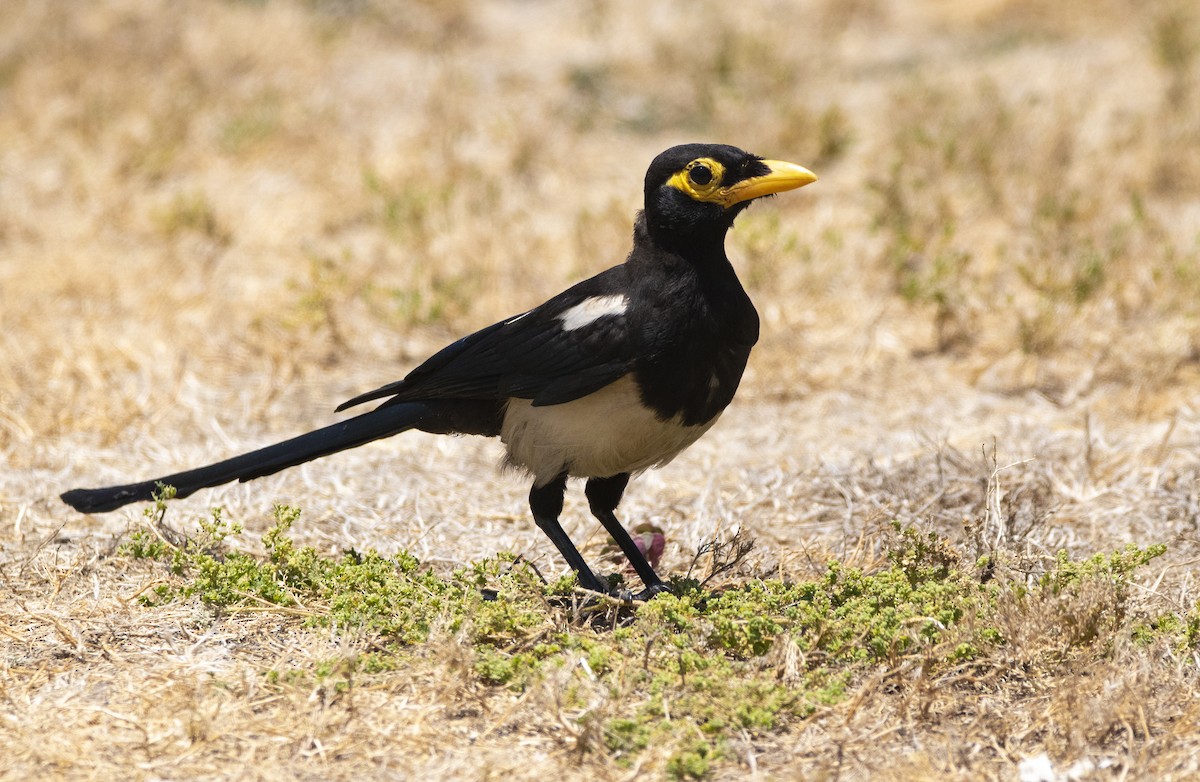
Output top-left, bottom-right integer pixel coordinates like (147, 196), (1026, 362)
(2, 0), (1200, 779)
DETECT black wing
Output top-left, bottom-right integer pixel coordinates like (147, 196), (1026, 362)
(337, 265), (637, 412)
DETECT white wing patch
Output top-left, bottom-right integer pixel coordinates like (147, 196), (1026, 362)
(558, 295), (628, 331)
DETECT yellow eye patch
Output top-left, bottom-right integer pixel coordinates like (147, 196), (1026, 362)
(666, 157), (728, 204)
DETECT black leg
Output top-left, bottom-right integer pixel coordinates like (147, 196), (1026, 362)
(585, 474), (670, 599)
(529, 473), (607, 593)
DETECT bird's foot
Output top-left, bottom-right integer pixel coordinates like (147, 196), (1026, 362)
(630, 580), (674, 602)
(555, 574), (675, 615)
(603, 578), (673, 604)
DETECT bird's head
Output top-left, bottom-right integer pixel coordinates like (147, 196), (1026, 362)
(643, 143), (817, 253)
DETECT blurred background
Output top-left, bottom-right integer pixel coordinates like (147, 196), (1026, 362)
(3, 3), (1200, 777)
(1, 0), (1198, 542)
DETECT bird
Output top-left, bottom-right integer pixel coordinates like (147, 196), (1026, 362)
(60, 143), (817, 600)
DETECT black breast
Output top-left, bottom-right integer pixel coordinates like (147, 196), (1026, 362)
(630, 261), (759, 426)
(638, 342), (752, 425)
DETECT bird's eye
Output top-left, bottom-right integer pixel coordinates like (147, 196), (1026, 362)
(688, 164), (713, 186)
(666, 157), (726, 202)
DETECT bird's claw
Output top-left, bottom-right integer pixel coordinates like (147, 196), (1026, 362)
(630, 581), (674, 602)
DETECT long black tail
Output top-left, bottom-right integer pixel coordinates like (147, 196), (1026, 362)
(61, 402), (437, 514)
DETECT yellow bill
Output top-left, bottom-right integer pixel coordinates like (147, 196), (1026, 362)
(720, 160), (818, 207)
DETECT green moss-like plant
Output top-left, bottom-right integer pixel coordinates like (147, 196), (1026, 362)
(122, 501), (1170, 779)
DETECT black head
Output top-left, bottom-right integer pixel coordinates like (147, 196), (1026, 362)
(642, 143), (817, 253)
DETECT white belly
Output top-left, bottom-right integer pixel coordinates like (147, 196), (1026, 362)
(500, 374), (719, 486)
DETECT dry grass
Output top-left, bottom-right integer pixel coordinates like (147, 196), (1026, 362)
(3, 0), (1200, 778)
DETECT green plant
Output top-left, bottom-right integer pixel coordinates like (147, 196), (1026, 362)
(120, 505), (1171, 776)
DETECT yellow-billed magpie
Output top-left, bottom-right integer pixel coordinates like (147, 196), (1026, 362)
(61, 143), (817, 600)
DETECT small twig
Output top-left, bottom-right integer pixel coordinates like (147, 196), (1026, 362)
(122, 580), (174, 603)
(17, 521), (66, 577)
(1153, 411), (1178, 467)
